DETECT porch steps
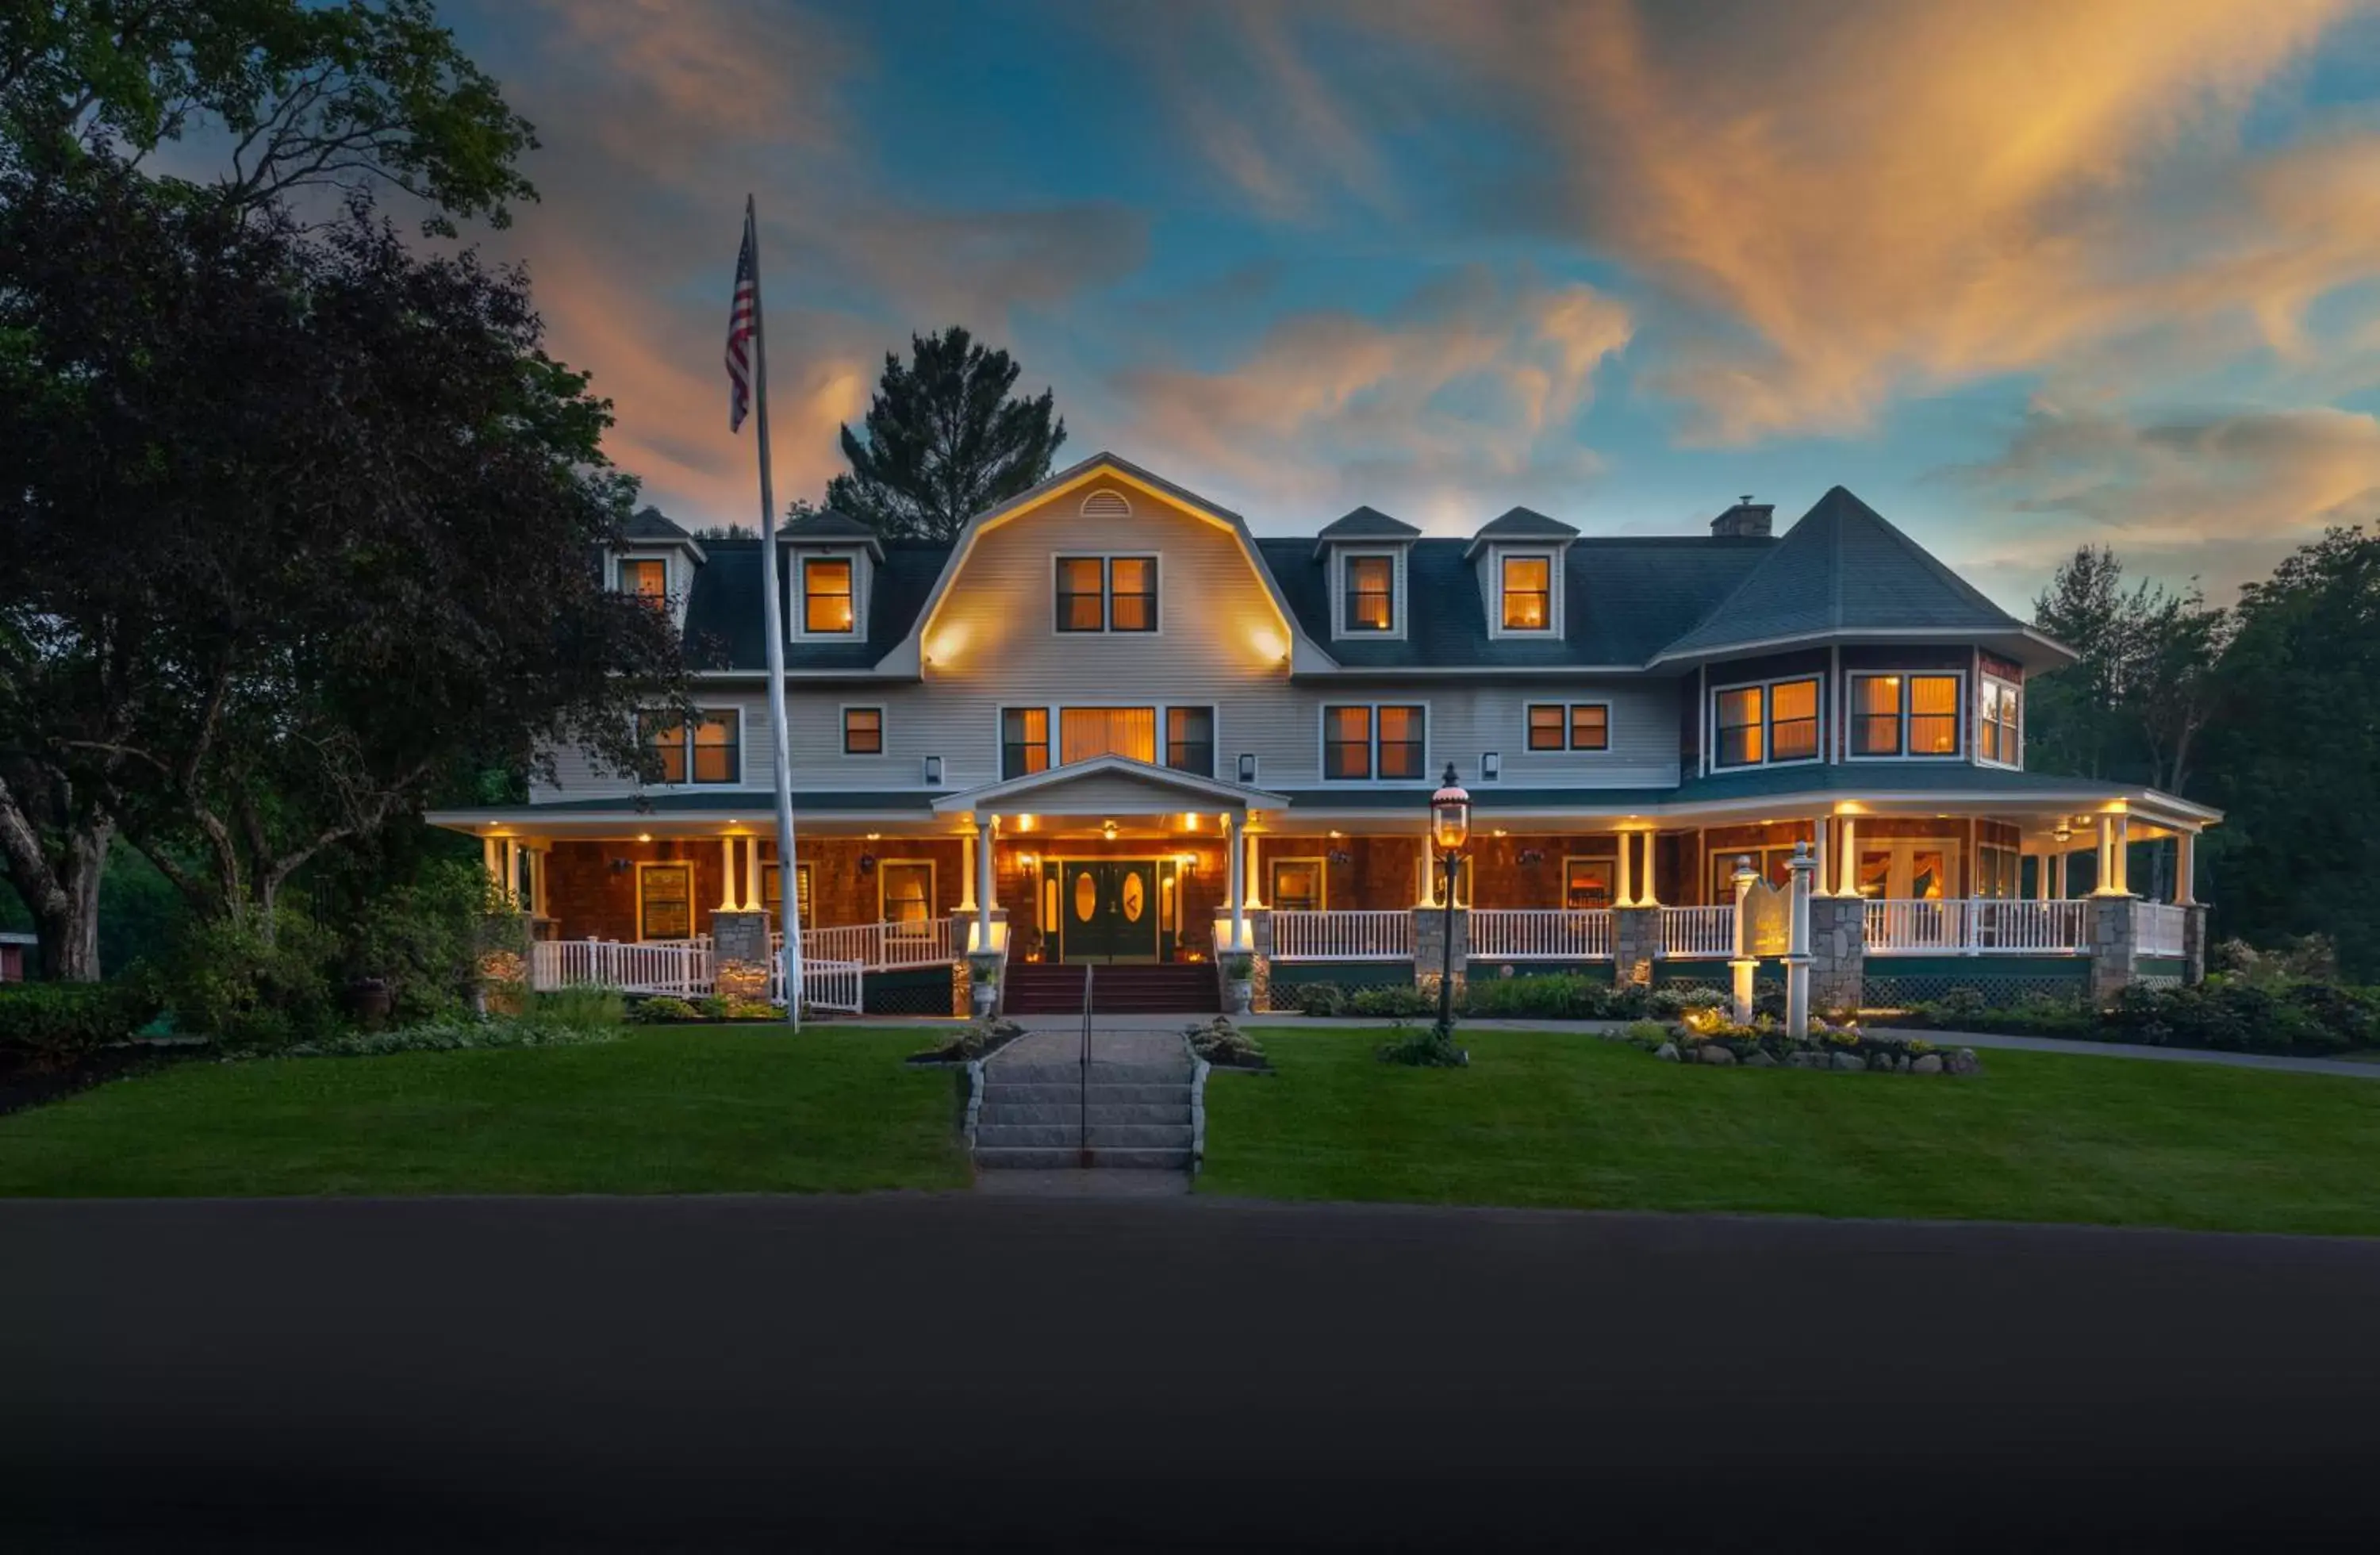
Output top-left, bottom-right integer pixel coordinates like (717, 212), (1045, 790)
(973, 1055), (1197, 1173)
(1002, 962), (1217, 1016)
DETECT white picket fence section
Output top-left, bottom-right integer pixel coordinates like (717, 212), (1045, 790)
(1864, 899), (2091, 955)
(1659, 906), (1736, 958)
(774, 957), (863, 1014)
(2137, 902), (2187, 959)
(1269, 909), (1416, 962)
(530, 939), (710, 996)
(1468, 908), (1614, 960)
(800, 918), (954, 970)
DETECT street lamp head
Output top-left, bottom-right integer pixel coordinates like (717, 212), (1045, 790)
(1430, 762), (1472, 853)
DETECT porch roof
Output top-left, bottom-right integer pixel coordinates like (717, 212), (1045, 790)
(930, 754), (1290, 814)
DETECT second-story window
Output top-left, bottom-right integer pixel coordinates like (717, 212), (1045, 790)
(1529, 704), (1610, 751)
(1060, 707), (1155, 763)
(1501, 555), (1552, 631)
(1001, 708), (1050, 779)
(1343, 555), (1394, 632)
(1769, 679), (1819, 761)
(1323, 706), (1372, 779)
(1979, 678), (2021, 765)
(639, 709), (739, 785)
(1323, 704), (1425, 780)
(843, 707), (883, 754)
(619, 558), (666, 601)
(1714, 678), (1819, 768)
(1055, 556), (1157, 633)
(1165, 707), (1215, 777)
(803, 557), (854, 633)
(1714, 687), (1763, 767)
(1851, 673), (1963, 757)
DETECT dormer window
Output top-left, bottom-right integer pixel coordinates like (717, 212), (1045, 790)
(1500, 555), (1553, 631)
(802, 557), (855, 634)
(1343, 555), (1395, 632)
(618, 558), (667, 601)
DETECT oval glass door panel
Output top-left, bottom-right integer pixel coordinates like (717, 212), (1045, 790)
(1121, 870), (1146, 923)
(1073, 870), (1098, 923)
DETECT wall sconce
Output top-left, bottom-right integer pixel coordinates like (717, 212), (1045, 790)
(1518, 848), (1546, 866)
(1238, 753), (1257, 783)
(1327, 848), (1353, 866)
(923, 754), (943, 786)
(1176, 851), (1196, 870)
(610, 858), (632, 874)
(1482, 751), (1501, 782)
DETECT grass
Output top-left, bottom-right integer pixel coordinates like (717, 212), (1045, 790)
(0, 1027), (969, 1197)
(1200, 1027), (2380, 1236)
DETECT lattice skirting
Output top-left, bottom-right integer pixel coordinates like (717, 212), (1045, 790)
(867, 969), (961, 1017)
(1860, 972), (2089, 1009)
(1269, 959), (1414, 990)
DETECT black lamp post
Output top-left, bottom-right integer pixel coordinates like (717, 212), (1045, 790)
(1430, 762), (1472, 1035)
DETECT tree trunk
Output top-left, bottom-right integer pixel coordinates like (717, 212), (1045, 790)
(41, 819), (111, 980)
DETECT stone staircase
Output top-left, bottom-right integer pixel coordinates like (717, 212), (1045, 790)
(972, 1050), (1196, 1172)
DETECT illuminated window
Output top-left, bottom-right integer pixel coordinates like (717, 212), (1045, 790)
(1165, 707), (1214, 777)
(879, 862), (934, 928)
(619, 558), (667, 601)
(1910, 675), (1960, 754)
(1527, 705), (1565, 751)
(1376, 705), (1425, 779)
(1568, 704), (1609, 751)
(1564, 858), (1612, 909)
(1343, 555), (1394, 632)
(1501, 555), (1552, 630)
(1768, 679), (1819, 762)
(637, 863), (692, 940)
(1270, 858), (1325, 912)
(1852, 672), (1961, 757)
(1529, 703), (1608, 751)
(843, 707), (882, 755)
(1322, 706), (1372, 779)
(1714, 687), (1764, 767)
(639, 708), (737, 785)
(1852, 674), (1902, 754)
(1000, 707), (1050, 779)
(1059, 707), (1155, 764)
(762, 862), (814, 927)
(802, 557), (854, 633)
(1055, 556), (1157, 633)
(1979, 678), (2021, 765)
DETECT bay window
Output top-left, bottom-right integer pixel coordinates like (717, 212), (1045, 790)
(1714, 687), (1764, 767)
(1851, 673), (1963, 758)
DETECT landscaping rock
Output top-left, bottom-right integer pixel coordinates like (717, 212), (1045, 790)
(1745, 1050), (1777, 1068)
(1911, 1054), (1943, 1075)
(1696, 1044), (1736, 1065)
(1869, 1054), (1893, 1072)
(1655, 1042), (1680, 1062)
(1949, 1049), (1981, 1075)
(1832, 1053), (1864, 1072)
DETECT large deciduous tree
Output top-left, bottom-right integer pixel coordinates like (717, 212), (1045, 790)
(0, 165), (683, 967)
(827, 326), (1067, 541)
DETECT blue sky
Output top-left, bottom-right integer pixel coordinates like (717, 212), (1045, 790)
(442, 0), (2380, 610)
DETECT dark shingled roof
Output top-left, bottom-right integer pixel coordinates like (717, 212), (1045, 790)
(1464, 505), (1580, 559)
(1261, 535), (1772, 669)
(1314, 505), (1422, 544)
(681, 537), (952, 672)
(622, 505), (698, 544)
(1657, 486), (2023, 661)
(781, 509), (885, 549)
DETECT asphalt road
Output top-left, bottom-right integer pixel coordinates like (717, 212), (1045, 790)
(9, 1192), (2380, 1550)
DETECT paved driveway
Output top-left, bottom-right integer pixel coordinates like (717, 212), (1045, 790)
(8, 1194), (2379, 1549)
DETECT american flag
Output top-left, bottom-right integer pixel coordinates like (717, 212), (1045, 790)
(724, 210), (758, 432)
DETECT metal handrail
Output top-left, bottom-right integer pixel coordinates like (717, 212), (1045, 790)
(1078, 964), (1095, 1169)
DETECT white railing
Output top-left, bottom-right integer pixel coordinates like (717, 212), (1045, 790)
(1269, 908), (1416, 962)
(1864, 899), (2090, 955)
(1468, 908), (1614, 960)
(775, 957), (863, 1014)
(2138, 902), (2187, 959)
(530, 939), (710, 996)
(1660, 906), (1736, 958)
(801, 918), (954, 971)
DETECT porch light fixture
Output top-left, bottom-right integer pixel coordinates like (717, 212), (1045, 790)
(1428, 762), (1472, 1039)
(636, 832), (652, 843)
(2053, 820), (2073, 844)
(1103, 820), (1119, 841)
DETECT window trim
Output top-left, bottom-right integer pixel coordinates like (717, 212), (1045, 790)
(1708, 674), (1824, 770)
(875, 858), (939, 931)
(638, 705), (746, 788)
(1841, 670), (1966, 762)
(616, 553), (671, 602)
(1164, 704), (1217, 778)
(1338, 550), (1399, 635)
(799, 554), (859, 637)
(1495, 550), (1558, 635)
(1319, 701), (1430, 784)
(633, 859), (697, 942)
(1268, 856), (1329, 913)
(1977, 674), (2023, 770)
(1052, 552), (1161, 635)
(1561, 854), (1615, 910)
(998, 705), (1053, 781)
(841, 705), (885, 757)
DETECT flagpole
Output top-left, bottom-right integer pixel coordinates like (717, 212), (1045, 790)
(745, 194), (804, 1032)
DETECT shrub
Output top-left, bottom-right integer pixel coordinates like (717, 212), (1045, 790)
(344, 862), (495, 1023)
(0, 982), (161, 1060)
(628, 995), (700, 1024)
(1283, 981), (1347, 1016)
(529, 987), (627, 1031)
(1219, 953), (1254, 981)
(1349, 984), (1437, 1019)
(1935, 985), (1989, 1022)
(1464, 973), (1609, 1020)
(694, 994), (731, 1019)
(1376, 1019), (1466, 1067)
(157, 910), (344, 1050)
(277, 1015), (624, 1058)
(1621, 1019), (1671, 1050)
(1184, 1016), (1267, 1067)
(1647, 986), (1726, 1016)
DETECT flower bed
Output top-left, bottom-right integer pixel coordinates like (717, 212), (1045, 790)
(625, 993), (781, 1025)
(1635, 1012), (1981, 1075)
(1182, 1016), (1270, 1071)
(908, 1016), (1026, 1066)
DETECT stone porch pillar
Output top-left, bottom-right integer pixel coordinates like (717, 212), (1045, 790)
(2087, 895), (2141, 1006)
(1414, 897), (1467, 999)
(1807, 893), (1866, 1013)
(1613, 906), (1661, 988)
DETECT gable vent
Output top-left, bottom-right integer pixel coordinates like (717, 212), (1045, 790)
(1080, 489), (1131, 519)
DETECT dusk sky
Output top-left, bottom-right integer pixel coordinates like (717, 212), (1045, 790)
(441, 0), (2380, 609)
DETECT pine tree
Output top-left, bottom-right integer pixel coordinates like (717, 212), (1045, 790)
(826, 328), (1066, 541)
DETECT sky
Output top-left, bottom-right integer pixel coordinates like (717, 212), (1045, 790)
(436, 0), (2380, 610)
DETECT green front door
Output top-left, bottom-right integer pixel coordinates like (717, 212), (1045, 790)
(1058, 859), (1161, 962)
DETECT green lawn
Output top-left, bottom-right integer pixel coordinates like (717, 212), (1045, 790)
(0, 1027), (969, 1197)
(1202, 1027), (2380, 1236)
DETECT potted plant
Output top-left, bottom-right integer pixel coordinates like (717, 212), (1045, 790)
(967, 953), (1003, 1017)
(1220, 952), (1255, 1016)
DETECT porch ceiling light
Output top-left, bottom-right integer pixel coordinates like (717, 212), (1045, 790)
(1430, 762), (1472, 854)
(1103, 820), (1119, 841)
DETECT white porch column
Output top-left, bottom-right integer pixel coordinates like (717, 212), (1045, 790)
(1224, 812), (1246, 950)
(2175, 831), (2197, 905)
(958, 823), (978, 913)
(2112, 813), (2132, 896)
(742, 835), (761, 911)
(2052, 850), (2068, 899)
(1614, 830), (1634, 908)
(1813, 816), (1833, 896)
(2035, 848), (2051, 901)
(1637, 832), (1661, 908)
(1417, 845), (1439, 908)
(2094, 816), (2115, 894)
(973, 812), (996, 950)
(717, 835), (738, 912)
(1837, 816), (1857, 899)
(1242, 817), (1265, 909)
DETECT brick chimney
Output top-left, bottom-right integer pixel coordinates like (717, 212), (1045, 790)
(1710, 494), (1774, 539)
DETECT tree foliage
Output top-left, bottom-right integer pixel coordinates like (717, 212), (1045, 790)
(0, 164), (684, 960)
(2029, 546), (2228, 794)
(827, 326), (1066, 540)
(0, 0), (536, 232)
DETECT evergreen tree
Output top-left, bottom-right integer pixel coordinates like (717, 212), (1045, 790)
(827, 327), (1066, 541)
